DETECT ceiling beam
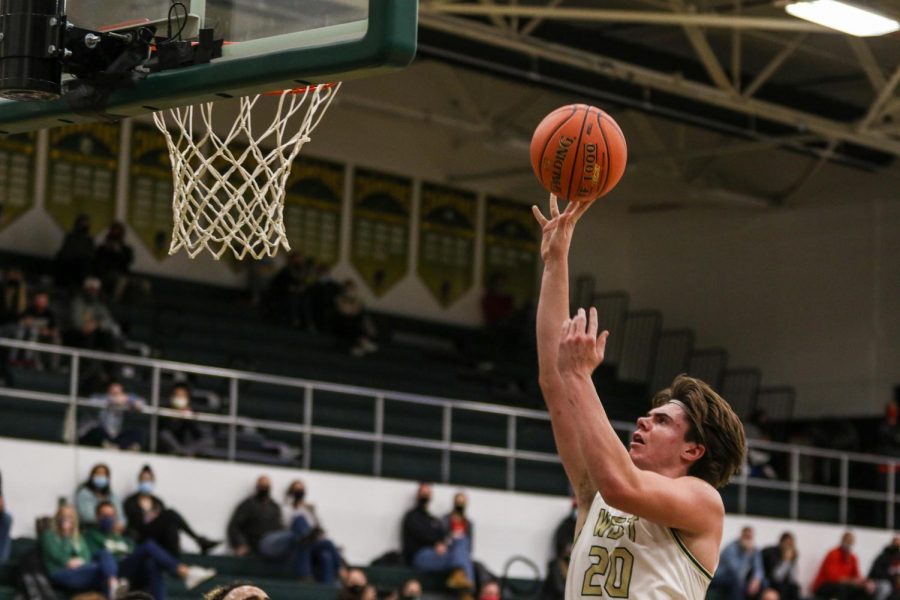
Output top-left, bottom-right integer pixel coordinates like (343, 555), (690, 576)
(419, 3), (832, 32)
(742, 33), (807, 98)
(419, 13), (900, 157)
(846, 38), (887, 94)
(669, 0), (735, 94)
(859, 66), (900, 131)
(519, 0), (565, 37)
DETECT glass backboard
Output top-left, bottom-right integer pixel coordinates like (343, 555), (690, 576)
(0, 0), (417, 134)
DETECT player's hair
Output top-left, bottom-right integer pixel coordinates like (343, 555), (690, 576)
(651, 374), (746, 488)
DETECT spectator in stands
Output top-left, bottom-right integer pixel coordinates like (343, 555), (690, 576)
(308, 264), (342, 332)
(877, 400), (900, 457)
(762, 532), (800, 600)
(93, 222), (137, 303)
(205, 584), (271, 600)
(812, 532), (876, 600)
(334, 279), (378, 356)
(338, 568), (368, 600)
(553, 499), (577, 561)
(398, 579), (422, 600)
(0, 471), (10, 562)
(745, 409), (778, 479)
(402, 482), (474, 593)
(227, 475), (282, 558)
(869, 535), (900, 600)
(78, 380), (145, 450)
(709, 526), (767, 600)
(267, 252), (315, 330)
(478, 580), (501, 600)
(123, 465), (220, 557)
(481, 273), (514, 328)
(0, 267), (27, 325)
(13, 290), (62, 370)
(55, 214), (96, 289)
(76, 463), (126, 529)
(41, 503), (118, 597)
(442, 492), (474, 552)
(158, 383), (215, 457)
(66, 277), (121, 352)
(544, 501), (577, 600)
(84, 500), (216, 600)
(276, 479), (343, 583)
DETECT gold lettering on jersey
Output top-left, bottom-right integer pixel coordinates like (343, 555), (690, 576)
(592, 509), (639, 543)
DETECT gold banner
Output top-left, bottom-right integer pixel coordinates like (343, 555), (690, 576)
(417, 182), (476, 307)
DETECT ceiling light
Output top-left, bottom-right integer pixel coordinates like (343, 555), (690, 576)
(784, 0), (900, 36)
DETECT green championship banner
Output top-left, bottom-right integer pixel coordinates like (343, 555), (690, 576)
(417, 183), (476, 307)
(350, 168), (412, 296)
(128, 124), (174, 259)
(46, 123), (118, 235)
(0, 133), (36, 231)
(483, 196), (540, 308)
(284, 156), (344, 266)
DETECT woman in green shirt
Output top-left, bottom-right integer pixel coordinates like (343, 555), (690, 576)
(42, 504), (118, 597)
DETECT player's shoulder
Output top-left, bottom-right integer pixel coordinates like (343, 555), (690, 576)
(679, 476), (725, 515)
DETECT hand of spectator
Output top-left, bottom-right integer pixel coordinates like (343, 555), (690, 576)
(0, 496), (5, 513)
(114, 521), (125, 534)
(864, 579), (877, 594)
(234, 545), (251, 557)
(747, 578), (761, 596)
(434, 542), (448, 555)
(782, 547), (796, 562)
(67, 558), (84, 569)
(81, 318), (98, 334)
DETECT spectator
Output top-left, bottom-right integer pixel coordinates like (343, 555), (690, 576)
(478, 580), (501, 600)
(334, 279), (378, 356)
(402, 482), (474, 592)
(553, 499), (577, 561)
(812, 532), (876, 600)
(78, 380), (144, 450)
(744, 409), (778, 479)
(869, 535), (900, 600)
(481, 273), (514, 328)
(84, 501), (215, 600)
(41, 503), (118, 597)
(442, 492), (474, 550)
(204, 584), (270, 600)
(398, 579), (422, 600)
(762, 532), (800, 600)
(55, 213), (95, 290)
(0, 471), (10, 562)
(93, 222), (137, 303)
(227, 475), (282, 557)
(543, 502), (576, 600)
(0, 267), (27, 325)
(158, 383), (215, 457)
(75, 463), (126, 528)
(308, 264), (342, 332)
(13, 290), (62, 370)
(123, 465), (220, 557)
(338, 568), (368, 600)
(274, 479), (343, 583)
(267, 252), (314, 330)
(709, 526), (767, 600)
(66, 277), (121, 352)
(877, 400), (900, 458)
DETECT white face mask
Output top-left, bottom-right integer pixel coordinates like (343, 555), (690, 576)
(171, 395), (189, 409)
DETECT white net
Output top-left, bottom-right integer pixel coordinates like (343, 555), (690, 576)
(152, 83), (341, 259)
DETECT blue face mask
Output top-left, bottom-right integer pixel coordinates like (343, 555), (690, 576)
(98, 516), (116, 533)
(92, 476), (109, 489)
(137, 481), (154, 495)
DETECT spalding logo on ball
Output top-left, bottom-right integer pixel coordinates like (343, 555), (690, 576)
(530, 104), (627, 203)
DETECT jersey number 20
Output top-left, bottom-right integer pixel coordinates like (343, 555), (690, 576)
(581, 545), (634, 598)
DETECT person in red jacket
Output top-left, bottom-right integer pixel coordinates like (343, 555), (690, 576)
(812, 532), (876, 599)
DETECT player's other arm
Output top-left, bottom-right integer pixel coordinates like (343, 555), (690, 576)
(558, 309), (722, 535)
(533, 196), (594, 512)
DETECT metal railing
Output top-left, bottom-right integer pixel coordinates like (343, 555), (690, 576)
(0, 337), (897, 529)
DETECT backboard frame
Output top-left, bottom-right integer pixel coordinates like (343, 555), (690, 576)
(0, 0), (417, 135)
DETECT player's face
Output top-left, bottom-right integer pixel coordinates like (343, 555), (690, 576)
(628, 404), (695, 473)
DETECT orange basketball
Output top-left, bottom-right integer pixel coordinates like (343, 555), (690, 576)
(530, 104), (627, 203)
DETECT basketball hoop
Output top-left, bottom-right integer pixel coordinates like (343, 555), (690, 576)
(152, 82), (341, 259)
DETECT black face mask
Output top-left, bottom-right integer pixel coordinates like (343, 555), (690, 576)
(256, 487), (270, 500)
(401, 595), (420, 600)
(454, 504), (466, 514)
(292, 489), (306, 502)
(347, 585), (365, 596)
(417, 496), (430, 509)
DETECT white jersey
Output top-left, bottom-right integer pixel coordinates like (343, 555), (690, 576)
(565, 492), (713, 600)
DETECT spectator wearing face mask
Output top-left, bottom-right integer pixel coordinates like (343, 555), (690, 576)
(709, 526), (768, 600)
(84, 501), (216, 600)
(123, 465), (220, 557)
(397, 579), (422, 600)
(869, 536), (900, 600)
(338, 568), (369, 600)
(66, 277), (122, 352)
(402, 482), (475, 593)
(42, 503), (118, 597)
(158, 384), (215, 457)
(76, 463), (125, 529)
(762, 532), (800, 600)
(813, 532), (876, 600)
(442, 492), (474, 550)
(79, 380), (145, 450)
(478, 581), (501, 600)
(227, 475), (283, 558)
(268, 479), (343, 583)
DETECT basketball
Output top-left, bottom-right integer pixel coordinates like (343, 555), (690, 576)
(530, 104), (628, 203)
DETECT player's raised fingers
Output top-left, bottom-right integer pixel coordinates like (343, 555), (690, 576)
(532, 205), (548, 227)
(550, 194), (560, 218)
(596, 330), (610, 357)
(588, 307), (599, 339)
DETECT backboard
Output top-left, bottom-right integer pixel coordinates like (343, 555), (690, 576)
(0, 0), (417, 134)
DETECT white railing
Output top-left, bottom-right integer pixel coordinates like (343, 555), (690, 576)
(0, 337), (896, 529)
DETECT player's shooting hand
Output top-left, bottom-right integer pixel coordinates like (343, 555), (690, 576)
(557, 307), (609, 378)
(532, 194), (588, 265)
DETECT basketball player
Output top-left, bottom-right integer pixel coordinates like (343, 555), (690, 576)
(533, 195), (745, 599)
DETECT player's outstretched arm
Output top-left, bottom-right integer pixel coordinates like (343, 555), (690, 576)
(532, 195), (594, 509)
(557, 308), (723, 536)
